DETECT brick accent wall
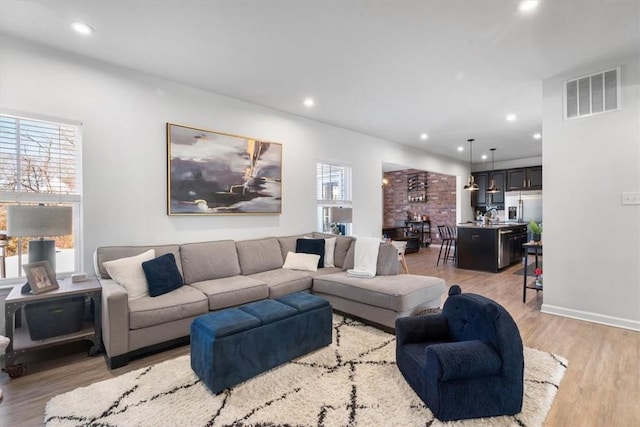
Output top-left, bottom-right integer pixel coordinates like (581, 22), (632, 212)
(383, 169), (456, 245)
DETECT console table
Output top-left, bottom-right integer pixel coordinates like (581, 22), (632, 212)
(405, 220), (431, 247)
(2, 277), (102, 378)
(522, 242), (542, 303)
(382, 226), (421, 254)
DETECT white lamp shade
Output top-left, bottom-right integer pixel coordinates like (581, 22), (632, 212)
(329, 207), (352, 223)
(7, 205), (73, 237)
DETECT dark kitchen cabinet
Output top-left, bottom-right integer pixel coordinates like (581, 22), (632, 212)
(457, 227), (498, 272)
(507, 167), (542, 190)
(526, 167), (542, 189)
(472, 171), (504, 208)
(506, 169), (526, 191)
(471, 172), (488, 208)
(488, 171), (505, 205)
(508, 226), (529, 264)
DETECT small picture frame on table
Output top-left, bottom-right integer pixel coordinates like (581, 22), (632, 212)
(22, 261), (59, 294)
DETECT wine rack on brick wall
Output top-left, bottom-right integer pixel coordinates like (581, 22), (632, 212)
(383, 169), (457, 245)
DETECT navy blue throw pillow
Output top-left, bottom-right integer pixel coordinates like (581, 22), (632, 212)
(142, 253), (184, 297)
(296, 238), (325, 268)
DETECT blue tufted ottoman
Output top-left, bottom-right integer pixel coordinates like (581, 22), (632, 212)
(190, 292), (332, 394)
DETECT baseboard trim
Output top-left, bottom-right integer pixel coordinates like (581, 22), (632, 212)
(541, 304), (640, 331)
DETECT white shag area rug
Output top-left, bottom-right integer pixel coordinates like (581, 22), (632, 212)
(45, 315), (567, 426)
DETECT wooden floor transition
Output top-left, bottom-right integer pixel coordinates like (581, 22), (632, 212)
(1, 245), (639, 426)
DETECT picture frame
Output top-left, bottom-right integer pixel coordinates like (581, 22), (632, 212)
(22, 261), (59, 294)
(167, 123), (283, 215)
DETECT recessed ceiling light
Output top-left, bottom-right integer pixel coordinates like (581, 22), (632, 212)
(457, 146), (464, 152)
(506, 114), (517, 122)
(533, 133), (542, 139)
(303, 98), (314, 107)
(518, 1), (540, 13)
(71, 22), (94, 35)
(420, 133), (428, 140)
(481, 154), (488, 160)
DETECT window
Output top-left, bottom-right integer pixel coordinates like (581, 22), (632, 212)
(316, 162), (352, 234)
(0, 111), (82, 282)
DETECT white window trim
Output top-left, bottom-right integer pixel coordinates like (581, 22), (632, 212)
(316, 161), (352, 234)
(0, 110), (84, 286)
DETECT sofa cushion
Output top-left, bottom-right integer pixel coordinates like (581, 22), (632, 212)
(103, 249), (155, 301)
(128, 285), (209, 330)
(277, 234), (312, 263)
(95, 245), (182, 279)
(282, 252), (321, 272)
(342, 242), (399, 276)
(306, 266), (344, 278)
(142, 253), (184, 297)
(236, 237), (284, 275)
(312, 272), (445, 312)
(248, 268), (313, 298)
(189, 275), (269, 311)
(180, 240), (241, 284)
(304, 236), (336, 267)
(295, 238), (325, 268)
(312, 232), (354, 268)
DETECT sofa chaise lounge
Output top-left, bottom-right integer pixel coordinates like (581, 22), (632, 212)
(94, 232), (446, 368)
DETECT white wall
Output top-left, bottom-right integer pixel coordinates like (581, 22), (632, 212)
(0, 36), (472, 276)
(541, 53), (640, 330)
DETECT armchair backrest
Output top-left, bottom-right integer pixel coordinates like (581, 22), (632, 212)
(442, 286), (523, 378)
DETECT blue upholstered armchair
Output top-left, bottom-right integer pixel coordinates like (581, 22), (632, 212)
(395, 285), (524, 421)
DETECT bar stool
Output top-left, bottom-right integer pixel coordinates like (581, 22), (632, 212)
(446, 225), (458, 265)
(437, 225), (452, 266)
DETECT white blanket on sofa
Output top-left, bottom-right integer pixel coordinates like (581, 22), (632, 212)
(347, 237), (380, 278)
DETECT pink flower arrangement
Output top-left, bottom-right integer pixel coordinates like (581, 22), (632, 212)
(534, 267), (543, 287)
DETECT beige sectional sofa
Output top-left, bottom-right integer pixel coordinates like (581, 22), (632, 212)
(94, 232), (446, 368)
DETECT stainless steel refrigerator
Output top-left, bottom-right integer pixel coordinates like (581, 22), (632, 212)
(504, 190), (543, 224)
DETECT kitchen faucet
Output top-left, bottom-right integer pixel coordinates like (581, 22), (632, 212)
(485, 207), (498, 222)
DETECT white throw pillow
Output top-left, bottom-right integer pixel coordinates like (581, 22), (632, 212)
(324, 237), (336, 267)
(103, 249), (155, 301)
(282, 251), (321, 272)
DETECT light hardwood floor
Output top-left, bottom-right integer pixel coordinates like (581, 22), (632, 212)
(1, 246), (639, 426)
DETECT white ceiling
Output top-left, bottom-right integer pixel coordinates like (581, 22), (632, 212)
(1, 1), (639, 164)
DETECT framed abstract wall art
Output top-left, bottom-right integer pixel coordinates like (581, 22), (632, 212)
(167, 123), (282, 215)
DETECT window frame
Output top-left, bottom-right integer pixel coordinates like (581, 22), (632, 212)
(0, 109), (83, 285)
(316, 161), (352, 234)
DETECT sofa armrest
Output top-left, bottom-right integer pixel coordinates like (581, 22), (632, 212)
(101, 279), (130, 358)
(426, 340), (501, 381)
(395, 314), (448, 345)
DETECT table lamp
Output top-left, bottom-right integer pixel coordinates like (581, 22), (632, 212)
(329, 207), (352, 235)
(7, 205), (72, 274)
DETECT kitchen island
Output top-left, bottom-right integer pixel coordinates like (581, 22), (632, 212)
(457, 223), (528, 273)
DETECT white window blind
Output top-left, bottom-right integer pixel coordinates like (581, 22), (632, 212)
(0, 115), (79, 198)
(0, 112), (82, 281)
(316, 162), (352, 234)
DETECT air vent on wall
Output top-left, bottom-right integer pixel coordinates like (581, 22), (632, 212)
(564, 67), (620, 120)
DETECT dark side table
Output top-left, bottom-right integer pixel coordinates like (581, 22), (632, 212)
(2, 277), (102, 378)
(522, 242), (543, 303)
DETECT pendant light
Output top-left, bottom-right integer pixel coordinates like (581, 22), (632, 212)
(463, 138), (479, 191)
(486, 148), (500, 193)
